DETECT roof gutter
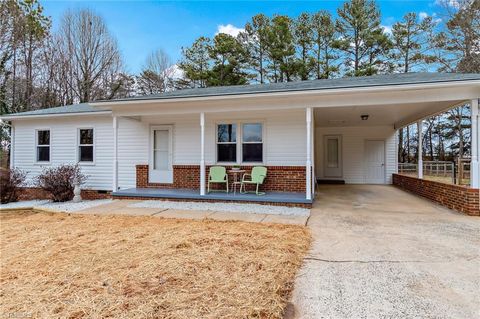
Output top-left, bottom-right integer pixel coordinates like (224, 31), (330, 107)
(0, 110), (112, 120)
(90, 79), (480, 107)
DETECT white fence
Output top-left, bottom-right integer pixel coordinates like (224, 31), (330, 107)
(398, 160), (470, 185)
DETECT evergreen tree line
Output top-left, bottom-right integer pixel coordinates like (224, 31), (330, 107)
(178, 0), (479, 87)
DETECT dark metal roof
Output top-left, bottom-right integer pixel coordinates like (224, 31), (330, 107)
(2, 73), (479, 118)
(99, 72), (480, 102)
(1, 103), (109, 118)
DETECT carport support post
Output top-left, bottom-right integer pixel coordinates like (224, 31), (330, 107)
(306, 107), (312, 200)
(471, 99), (479, 188)
(112, 116), (118, 191)
(200, 112), (206, 196)
(417, 120), (423, 179)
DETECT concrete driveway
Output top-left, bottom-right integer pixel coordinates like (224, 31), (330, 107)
(292, 185), (480, 319)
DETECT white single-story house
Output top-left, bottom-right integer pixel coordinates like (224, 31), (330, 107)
(2, 73), (479, 209)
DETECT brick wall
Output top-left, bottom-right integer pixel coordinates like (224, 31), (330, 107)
(393, 174), (479, 216)
(136, 164), (307, 192)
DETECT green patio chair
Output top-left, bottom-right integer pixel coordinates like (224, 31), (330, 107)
(207, 166), (229, 193)
(240, 166), (267, 195)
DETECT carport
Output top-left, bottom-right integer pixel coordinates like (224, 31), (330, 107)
(309, 74), (479, 215)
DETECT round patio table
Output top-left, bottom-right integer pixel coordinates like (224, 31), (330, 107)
(228, 169), (246, 195)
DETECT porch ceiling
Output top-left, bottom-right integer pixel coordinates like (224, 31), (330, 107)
(314, 99), (466, 129)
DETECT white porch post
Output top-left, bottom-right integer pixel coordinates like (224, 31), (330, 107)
(417, 120), (423, 179)
(471, 99), (479, 188)
(112, 116), (118, 191)
(9, 124), (14, 169)
(200, 112), (206, 196)
(306, 107), (312, 200)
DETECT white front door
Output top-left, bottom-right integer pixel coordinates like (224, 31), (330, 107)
(324, 135), (342, 178)
(149, 126), (173, 183)
(364, 140), (385, 184)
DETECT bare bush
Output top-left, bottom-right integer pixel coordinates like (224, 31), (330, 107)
(0, 168), (27, 203)
(36, 165), (86, 202)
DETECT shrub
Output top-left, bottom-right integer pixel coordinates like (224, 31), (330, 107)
(36, 164), (86, 202)
(0, 168), (27, 204)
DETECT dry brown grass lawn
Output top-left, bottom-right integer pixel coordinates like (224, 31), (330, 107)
(0, 211), (311, 319)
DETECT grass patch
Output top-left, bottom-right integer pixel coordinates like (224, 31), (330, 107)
(0, 211), (311, 318)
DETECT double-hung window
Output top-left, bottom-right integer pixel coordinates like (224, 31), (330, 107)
(36, 130), (50, 162)
(242, 123), (263, 162)
(216, 122), (263, 163)
(78, 128), (94, 162)
(217, 124), (237, 162)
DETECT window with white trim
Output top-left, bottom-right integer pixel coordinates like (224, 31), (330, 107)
(36, 130), (50, 162)
(78, 128), (94, 162)
(216, 124), (237, 162)
(242, 123), (263, 162)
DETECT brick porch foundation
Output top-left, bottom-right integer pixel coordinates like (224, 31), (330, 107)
(136, 164), (307, 193)
(18, 187), (111, 201)
(393, 174), (479, 216)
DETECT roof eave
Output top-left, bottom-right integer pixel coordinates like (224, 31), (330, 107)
(0, 110), (112, 121)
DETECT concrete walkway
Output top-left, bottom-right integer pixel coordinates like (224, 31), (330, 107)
(292, 185), (480, 318)
(75, 200), (309, 225)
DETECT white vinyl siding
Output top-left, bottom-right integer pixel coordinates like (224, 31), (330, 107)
(12, 109), (307, 190)
(12, 116), (113, 190)
(205, 109), (306, 165)
(117, 117), (148, 189)
(315, 126), (396, 184)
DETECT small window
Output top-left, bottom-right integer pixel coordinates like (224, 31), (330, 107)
(242, 123), (263, 162)
(217, 124), (236, 162)
(36, 130), (50, 162)
(79, 129), (94, 162)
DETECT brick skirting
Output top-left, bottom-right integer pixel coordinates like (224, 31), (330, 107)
(18, 187), (111, 201)
(136, 164), (307, 193)
(393, 174), (479, 216)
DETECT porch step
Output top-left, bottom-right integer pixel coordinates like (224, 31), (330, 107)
(317, 179), (345, 185)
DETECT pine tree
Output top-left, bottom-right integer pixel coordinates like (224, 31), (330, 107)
(266, 15), (297, 82)
(391, 12), (436, 73)
(335, 0), (390, 76)
(312, 11), (339, 79)
(178, 37), (211, 88)
(293, 13), (314, 80)
(207, 33), (249, 86)
(241, 14), (270, 84)
(434, 0), (480, 73)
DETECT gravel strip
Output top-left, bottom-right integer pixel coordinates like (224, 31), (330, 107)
(130, 200), (310, 216)
(35, 199), (113, 212)
(0, 200), (51, 210)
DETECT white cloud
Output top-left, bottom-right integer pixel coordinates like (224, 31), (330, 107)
(165, 64), (184, 80)
(216, 24), (244, 37)
(381, 25), (392, 35)
(434, 0), (461, 8)
(419, 12), (429, 20)
(418, 12), (442, 24)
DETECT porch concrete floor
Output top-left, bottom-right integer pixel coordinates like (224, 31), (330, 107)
(76, 200), (308, 225)
(112, 187), (312, 204)
(292, 184), (480, 318)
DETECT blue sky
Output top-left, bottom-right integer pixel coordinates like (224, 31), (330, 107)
(41, 1), (445, 73)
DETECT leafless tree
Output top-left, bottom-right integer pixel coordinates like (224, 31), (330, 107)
(137, 49), (174, 95)
(57, 9), (123, 103)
